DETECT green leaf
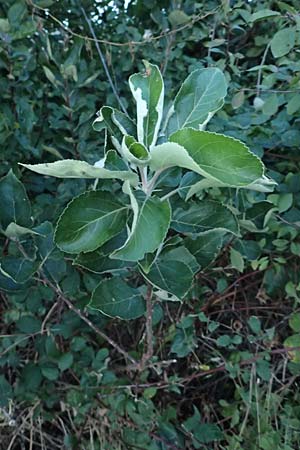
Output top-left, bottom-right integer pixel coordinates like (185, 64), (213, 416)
(3, 223), (40, 239)
(16, 316), (41, 333)
(262, 94), (278, 116)
(171, 200), (239, 235)
(0, 18), (10, 33)
(0, 170), (31, 229)
(58, 353), (74, 371)
(129, 61), (164, 149)
(34, 221), (56, 262)
(256, 359), (271, 382)
(0, 269), (27, 293)
(246, 201), (274, 229)
(150, 142), (203, 174)
(289, 313), (300, 333)
(230, 248), (244, 272)
(165, 68), (227, 135)
(41, 366), (59, 381)
(104, 150), (129, 171)
(170, 129), (264, 187)
(270, 27), (296, 58)
(55, 191), (128, 254)
(251, 9), (281, 22)
(89, 277), (146, 319)
(278, 193), (293, 213)
(0, 257), (40, 283)
(92, 106), (136, 147)
(8, 1), (27, 28)
(287, 94), (300, 115)
(185, 230), (225, 268)
(168, 9), (190, 26)
(20, 160), (138, 185)
(284, 334), (300, 362)
(122, 135), (150, 166)
(248, 316), (262, 334)
(0, 375), (13, 407)
(141, 259), (194, 299)
(43, 66), (60, 87)
(193, 423), (222, 444)
(74, 233), (134, 274)
(231, 90), (245, 109)
(161, 245), (200, 274)
(234, 240), (261, 261)
(171, 325), (197, 357)
(111, 196), (171, 262)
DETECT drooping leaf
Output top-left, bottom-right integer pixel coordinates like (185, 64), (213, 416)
(89, 277), (146, 319)
(171, 200), (239, 235)
(141, 259), (194, 299)
(271, 27), (296, 58)
(0, 169), (31, 229)
(111, 196), (171, 261)
(55, 191), (128, 254)
(20, 160), (138, 185)
(170, 129), (264, 187)
(185, 230), (226, 268)
(129, 61), (164, 149)
(165, 68), (227, 135)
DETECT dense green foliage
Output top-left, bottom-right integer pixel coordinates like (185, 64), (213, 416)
(1, 0), (300, 449)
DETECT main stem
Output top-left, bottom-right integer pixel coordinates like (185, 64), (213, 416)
(141, 284), (153, 369)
